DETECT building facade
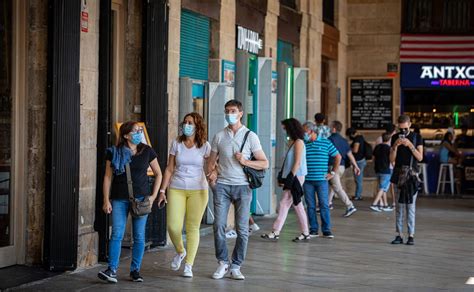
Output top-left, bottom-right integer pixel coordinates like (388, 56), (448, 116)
(2, 0), (471, 271)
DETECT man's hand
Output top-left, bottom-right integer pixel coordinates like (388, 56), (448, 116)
(400, 138), (414, 148)
(326, 173), (334, 180)
(102, 200), (112, 214)
(234, 152), (247, 166)
(206, 170), (218, 184)
(353, 166), (361, 176)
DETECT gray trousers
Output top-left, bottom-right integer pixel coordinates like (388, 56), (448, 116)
(213, 183), (252, 270)
(396, 189), (418, 236)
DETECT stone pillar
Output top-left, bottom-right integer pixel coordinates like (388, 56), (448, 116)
(336, 0), (349, 129)
(25, 0), (48, 265)
(300, 0), (323, 120)
(167, 0), (181, 142)
(77, 0), (100, 268)
(265, 0), (279, 70)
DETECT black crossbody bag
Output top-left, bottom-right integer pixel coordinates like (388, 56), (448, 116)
(125, 164), (152, 217)
(240, 131), (266, 189)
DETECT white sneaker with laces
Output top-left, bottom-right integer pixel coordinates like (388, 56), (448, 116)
(250, 223), (260, 232)
(212, 261), (229, 279)
(182, 263), (193, 278)
(171, 249), (186, 271)
(230, 268), (245, 280)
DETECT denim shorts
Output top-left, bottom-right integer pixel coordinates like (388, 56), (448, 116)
(377, 173), (392, 192)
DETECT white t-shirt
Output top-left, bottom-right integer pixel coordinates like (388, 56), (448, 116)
(211, 125), (263, 185)
(169, 140), (211, 190)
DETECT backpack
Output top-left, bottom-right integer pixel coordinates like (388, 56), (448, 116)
(363, 140), (373, 160)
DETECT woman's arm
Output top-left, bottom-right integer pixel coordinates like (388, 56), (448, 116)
(102, 161), (113, 214)
(149, 158), (163, 204)
(159, 154), (176, 191)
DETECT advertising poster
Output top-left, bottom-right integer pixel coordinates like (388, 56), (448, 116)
(222, 60), (235, 87)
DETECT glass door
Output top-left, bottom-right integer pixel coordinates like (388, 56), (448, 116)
(0, 0), (15, 267)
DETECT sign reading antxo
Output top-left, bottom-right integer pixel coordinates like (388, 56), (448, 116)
(401, 63), (474, 88)
(237, 26), (262, 54)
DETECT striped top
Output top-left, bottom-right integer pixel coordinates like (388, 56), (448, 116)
(305, 137), (339, 181)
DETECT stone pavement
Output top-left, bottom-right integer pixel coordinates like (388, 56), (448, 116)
(11, 197), (474, 291)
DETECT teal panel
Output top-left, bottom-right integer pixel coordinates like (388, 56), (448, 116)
(192, 83), (205, 99)
(277, 39), (293, 67)
(180, 10), (210, 80)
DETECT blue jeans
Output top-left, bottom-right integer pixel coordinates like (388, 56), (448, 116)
(396, 190), (418, 236)
(213, 183), (252, 270)
(354, 159), (367, 199)
(303, 180), (331, 233)
(109, 199), (148, 272)
(377, 172), (392, 192)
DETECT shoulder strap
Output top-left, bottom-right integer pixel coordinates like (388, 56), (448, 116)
(280, 141), (296, 172)
(125, 163), (134, 201)
(240, 130), (251, 153)
(410, 133), (417, 169)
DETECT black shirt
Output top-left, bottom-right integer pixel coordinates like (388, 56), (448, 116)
(106, 144), (157, 200)
(351, 135), (365, 161)
(390, 131), (423, 183)
(373, 143), (391, 174)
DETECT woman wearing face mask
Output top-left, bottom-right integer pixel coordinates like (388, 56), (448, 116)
(157, 112), (211, 278)
(261, 118), (310, 242)
(98, 121), (162, 284)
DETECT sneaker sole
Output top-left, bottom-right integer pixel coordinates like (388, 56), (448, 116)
(131, 278), (143, 282)
(212, 271), (228, 280)
(230, 276), (245, 280)
(182, 273), (193, 278)
(344, 209), (357, 217)
(323, 235), (335, 239)
(98, 272), (118, 283)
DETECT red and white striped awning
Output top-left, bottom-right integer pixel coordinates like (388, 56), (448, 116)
(400, 34), (474, 64)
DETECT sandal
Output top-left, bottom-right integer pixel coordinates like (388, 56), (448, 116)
(261, 231), (279, 240)
(292, 233), (310, 242)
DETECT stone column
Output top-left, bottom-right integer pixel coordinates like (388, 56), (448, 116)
(167, 0), (181, 141)
(77, 0), (100, 268)
(265, 0), (279, 71)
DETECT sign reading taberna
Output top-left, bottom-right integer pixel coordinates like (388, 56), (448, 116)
(237, 26), (262, 54)
(401, 63), (474, 88)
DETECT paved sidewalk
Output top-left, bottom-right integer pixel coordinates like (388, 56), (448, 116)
(11, 197), (474, 291)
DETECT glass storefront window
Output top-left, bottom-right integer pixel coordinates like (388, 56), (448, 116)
(0, 0), (12, 247)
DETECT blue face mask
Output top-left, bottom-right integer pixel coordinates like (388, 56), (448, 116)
(183, 124), (195, 137)
(304, 132), (311, 142)
(130, 132), (143, 145)
(225, 113), (239, 125)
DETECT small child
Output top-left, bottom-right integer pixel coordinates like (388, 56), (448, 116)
(370, 133), (393, 212)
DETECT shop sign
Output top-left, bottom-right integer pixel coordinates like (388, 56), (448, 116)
(401, 63), (474, 88)
(81, 0), (89, 33)
(237, 26), (262, 54)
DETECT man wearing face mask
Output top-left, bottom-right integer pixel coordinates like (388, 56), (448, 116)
(390, 115), (423, 246)
(206, 100), (269, 280)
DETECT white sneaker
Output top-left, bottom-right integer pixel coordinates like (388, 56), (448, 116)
(230, 268), (245, 280)
(225, 230), (237, 239)
(171, 250), (186, 271)
(182, 263), (193, 278)
(212, 262), (229, 279)
(250, 223), (260, 232)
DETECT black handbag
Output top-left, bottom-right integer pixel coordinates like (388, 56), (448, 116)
(240, 131), (266, 189)
(397, 135), (422, 195)
(125, 164), (152, 218)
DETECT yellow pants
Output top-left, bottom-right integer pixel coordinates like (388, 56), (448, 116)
(167, 188), (208, 265)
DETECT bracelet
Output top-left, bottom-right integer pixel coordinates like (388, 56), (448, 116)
(410, 147), (416, 152)
(159, 189), (165, 193)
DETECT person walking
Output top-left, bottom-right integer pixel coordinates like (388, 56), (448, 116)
(98, 121), (163, 283)
(327, 121), (360, 217)
(390, 115), (423, 245)
(206, 100), (269, 280)
(303, 121), (341, 238)
(370, 133), (393, 212)
(157, 113), (211, 278)
(261, 118), (310, 242)
(346, 127), (367, 201)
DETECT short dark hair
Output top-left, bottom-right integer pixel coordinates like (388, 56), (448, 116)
(281, 118), (305, 141)
(398, 114), (411, 124)
(443, 132), (453, 142)
(384, 123), (396, 133)
(346, 127), (357, 137)
(331, 120), (343, 133)
(382, 132), (391, 142)
(225, 99), (243, 112)
(314, 113), (326, 123)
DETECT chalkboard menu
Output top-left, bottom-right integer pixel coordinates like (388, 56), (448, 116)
(350, 78), (393, 130)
